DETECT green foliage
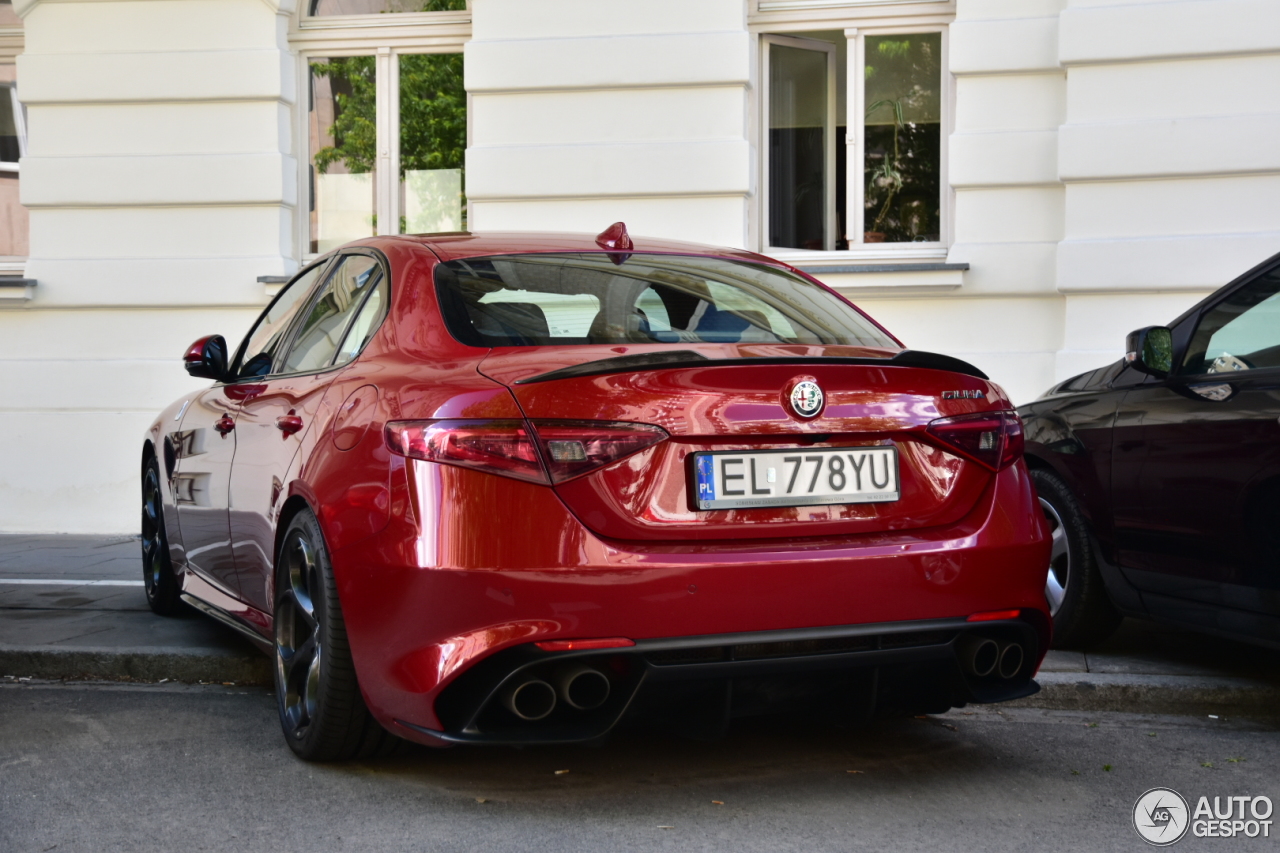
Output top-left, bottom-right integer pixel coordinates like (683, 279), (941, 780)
(310, 52), (465, 179)
(311, 56), (376, 176)
(399, 53), (466, 175)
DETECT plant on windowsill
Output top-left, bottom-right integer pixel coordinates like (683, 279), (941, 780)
(863, 96), (904, 244)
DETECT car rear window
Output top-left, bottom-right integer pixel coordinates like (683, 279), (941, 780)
(433, 252), (896, 348)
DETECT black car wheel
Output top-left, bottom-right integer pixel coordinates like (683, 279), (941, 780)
(141, 456), (183, 616)
(1031, 468), (1122, 649)
(273, 509), (398, 761)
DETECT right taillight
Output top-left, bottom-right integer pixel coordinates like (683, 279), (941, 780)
(384, 419), (549, 484)
(926, 410), (1024, 471)
(384, 418), (668, 485)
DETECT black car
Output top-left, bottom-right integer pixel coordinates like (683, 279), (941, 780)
(1019, 251), (1280, 649)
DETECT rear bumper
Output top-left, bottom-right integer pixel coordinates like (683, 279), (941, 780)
(393, 617), (1041, 746)
(330, 459), (1050, 742)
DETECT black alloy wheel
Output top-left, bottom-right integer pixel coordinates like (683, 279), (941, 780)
(273, 509), (398, 761)
(1030, 468), (1123, 649)
(141, 456), (183, 616)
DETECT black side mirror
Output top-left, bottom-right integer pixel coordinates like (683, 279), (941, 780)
(1125, 326), (1173, 377)
(183, 335), (230, 382)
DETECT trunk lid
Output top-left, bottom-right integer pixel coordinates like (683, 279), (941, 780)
(480, 344), (1010, 541)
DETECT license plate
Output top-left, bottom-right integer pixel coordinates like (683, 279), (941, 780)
(691, 446), (900, 511)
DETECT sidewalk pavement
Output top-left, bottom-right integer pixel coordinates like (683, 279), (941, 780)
(2, 535), (1278, 717)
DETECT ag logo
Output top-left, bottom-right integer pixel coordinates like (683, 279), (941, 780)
(1134, 787), (1190, 846)
(788, 380), (824, 418)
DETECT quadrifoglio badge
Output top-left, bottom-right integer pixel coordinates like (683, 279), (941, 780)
(1133, 788), (1273, 844)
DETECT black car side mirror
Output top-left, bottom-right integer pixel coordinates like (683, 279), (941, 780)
(1125, 326), (1173, 378)
(183, 335), (230, 382)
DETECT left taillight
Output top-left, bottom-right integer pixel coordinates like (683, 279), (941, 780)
(385, 419), (548, 484)
(384, 418), (668, 485)
(925, 410), (1024, 471)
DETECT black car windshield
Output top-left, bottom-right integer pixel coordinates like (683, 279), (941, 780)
(433, 253), (896, 348)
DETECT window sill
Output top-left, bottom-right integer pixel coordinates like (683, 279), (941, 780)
(796, 262), (967, 296)
(0, 277), (35, 304)
(258, 275), (290, 300)
(764, 246), (949, 266)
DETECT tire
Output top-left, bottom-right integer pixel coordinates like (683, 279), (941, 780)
(141, 456), (184, 616)
(273, 509), (399, 761)
(1031, 468), (1123, 649)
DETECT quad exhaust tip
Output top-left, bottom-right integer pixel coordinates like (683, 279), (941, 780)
(959, 637), (999, 678)
(502, 678), (557, 721)
(959, 636), (1026, 680)
(997, 641), (1024, 680)
(556, 665), (611, 711)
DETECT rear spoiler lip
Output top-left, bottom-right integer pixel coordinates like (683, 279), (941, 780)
(513, 349), (988, 385)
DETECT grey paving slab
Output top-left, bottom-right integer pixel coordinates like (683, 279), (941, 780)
(0, 582), (149, 611)
(0, 534), (139, 579)
(1040, 650), (1088, 673)
(1082, 618), (1280, 681)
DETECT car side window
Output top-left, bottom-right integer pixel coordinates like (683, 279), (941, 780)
(333, 273), (389, 366)
(234, 263), (328, 379)
(280, 255), (384, 374)
(1180, 267), (1280, 376)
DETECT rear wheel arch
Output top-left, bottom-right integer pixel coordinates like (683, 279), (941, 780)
(274, 495), (316, 590)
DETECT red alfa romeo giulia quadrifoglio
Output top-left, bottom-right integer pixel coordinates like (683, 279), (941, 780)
(142, 224), (1050, 760)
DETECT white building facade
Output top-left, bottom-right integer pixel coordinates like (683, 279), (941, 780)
(2, 0), (1277, 533)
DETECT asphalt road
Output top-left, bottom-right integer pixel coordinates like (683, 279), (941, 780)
(2, 682), (1277, 852)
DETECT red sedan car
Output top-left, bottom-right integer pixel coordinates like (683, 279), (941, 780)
(142, 225), (1050, 760)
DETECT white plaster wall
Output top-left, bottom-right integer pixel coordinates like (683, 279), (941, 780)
(1054, 0), (1279, 374)
(943, 0), (1278, 395)
(465, 0), (750, 246)
(2, 0), (295, 533)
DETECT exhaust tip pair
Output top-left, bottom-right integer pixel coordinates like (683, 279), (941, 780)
(501, 666), (612, 721)
(959, 637), (1024, 680)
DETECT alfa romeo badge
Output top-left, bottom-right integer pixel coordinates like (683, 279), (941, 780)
(789, 380), (824, 417)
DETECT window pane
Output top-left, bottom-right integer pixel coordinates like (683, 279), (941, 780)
(309, 0), (465, 14)
(309, 57), (376, 254)
(282, 256), (383, 374)
(434, 253), (896, 348)
(864, 33), (941, 243)
(399, 53), (466, 234)
(334, 274), (389, 365)
(1181, 268), (1280, 375)
(769, 45), (828, 250)
(236, 264), (327, 379)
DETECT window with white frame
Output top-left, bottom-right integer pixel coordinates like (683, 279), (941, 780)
(0, 0), (27, 260)
(762, 27), (945, 253)
(294, 1), (468, 257)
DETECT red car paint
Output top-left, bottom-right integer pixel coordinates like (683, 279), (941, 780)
(144, 230), (1051, 746)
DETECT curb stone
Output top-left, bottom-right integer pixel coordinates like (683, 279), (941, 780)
(1007, 671), (1280, 718)
(0, 645), (271, 685)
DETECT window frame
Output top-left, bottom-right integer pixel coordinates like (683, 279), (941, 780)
(272, 249), (392, 379)
(289, 6), (470, 265)
(229, 256), (338, 381)
(1176, 264), (1280, 379)
(760, 34), (838, 252)
(753, 13), (954, 263)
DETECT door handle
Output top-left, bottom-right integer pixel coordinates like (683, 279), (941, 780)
(276, 412), (304, 437)
(214, 414), (235, 437)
